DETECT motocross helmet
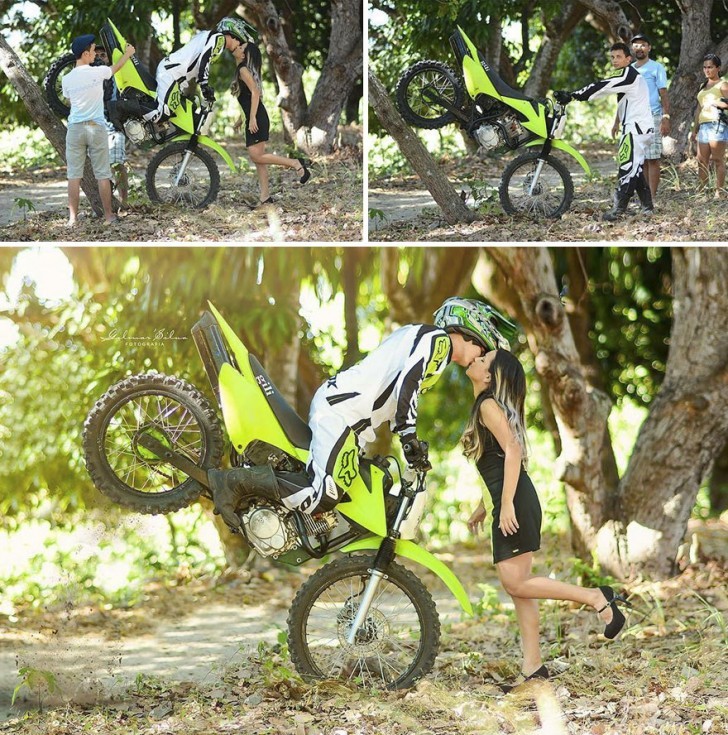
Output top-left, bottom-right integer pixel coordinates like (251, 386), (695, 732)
(216, 17), (256, 45)
(433, 297), (515, 351)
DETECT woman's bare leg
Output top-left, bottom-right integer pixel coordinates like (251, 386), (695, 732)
(248, 141), (300, 172)
(697, 141), (711, 188)
(710, 141), (726, 190)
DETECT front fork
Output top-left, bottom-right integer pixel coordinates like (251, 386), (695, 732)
(527, 138), (553, 195)
(175, 148), (195, 185)
(344, 488), (415, 645)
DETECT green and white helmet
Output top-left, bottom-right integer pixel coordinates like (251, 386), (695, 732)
(216, 17), (256, 44)
(433, 297), (515, 351)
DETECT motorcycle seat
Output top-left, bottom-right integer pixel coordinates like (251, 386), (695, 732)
(248, 355), (313, 450)
(476, 51), (535, 105)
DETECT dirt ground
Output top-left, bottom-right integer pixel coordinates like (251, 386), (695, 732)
(1, 517), (727, 734)
(0, 137), (362, 243)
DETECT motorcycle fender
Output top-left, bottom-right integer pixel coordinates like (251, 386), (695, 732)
(170, 134), (237, 172)
(341, 537), (474, 616)
(526, 139), (591, 175)
(105, 19), (156, 98)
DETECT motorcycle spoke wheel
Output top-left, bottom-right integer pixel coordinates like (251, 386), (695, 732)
(146, 142), (220, 209)
(499, 152), (574, 218)
(395, 61), (464, 129)
(288, 555), (440, 690)
(43, 53), (77, 118)
(103, 392), (204, 494)
(83, 373), (224, 514)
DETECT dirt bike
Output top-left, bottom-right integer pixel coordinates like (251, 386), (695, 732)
(395, 27), (591, 218)
(82, 303), (473, 689)
(45, 19), (239, 208)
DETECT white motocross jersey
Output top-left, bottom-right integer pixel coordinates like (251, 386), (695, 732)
(572, 65), (653, 134)
(159, 31), (225, 86)
(317, 324), (453, 444)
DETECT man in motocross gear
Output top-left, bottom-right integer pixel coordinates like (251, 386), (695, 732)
(557, 42), (654, 220)
(210, 298), (516, 530)
(115, 17), (254, 123)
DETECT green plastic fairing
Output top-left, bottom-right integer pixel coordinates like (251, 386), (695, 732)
(106, 18), (156, 99)
(209, 302), (307, 463)
(170, 134), (237, 172)
(525, 139), (591, 175)
(341, 537), (473, 615)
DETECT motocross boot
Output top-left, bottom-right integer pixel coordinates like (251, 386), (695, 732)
(635, 173), (654, 216)
(209, 465), (281, 530)
(602, 188), (631, 221)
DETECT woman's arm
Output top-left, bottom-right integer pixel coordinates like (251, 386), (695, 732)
(239, 67), (260, 133)
(480, 399), (522, 536)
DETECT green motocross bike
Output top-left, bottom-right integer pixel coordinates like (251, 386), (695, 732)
(396, 27), (591, 217)
(82, 304), (473, 689)
(45, 19), (246, 208)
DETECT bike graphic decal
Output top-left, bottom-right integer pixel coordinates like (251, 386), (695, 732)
(337, 448), (358, 488)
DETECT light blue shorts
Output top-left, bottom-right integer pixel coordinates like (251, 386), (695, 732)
(697, 121), (728, 144)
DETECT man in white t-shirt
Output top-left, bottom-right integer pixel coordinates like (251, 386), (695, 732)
(62, 34), (134, 226)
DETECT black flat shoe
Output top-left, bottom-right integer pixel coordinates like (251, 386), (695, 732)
(500, 664), (549, 693)
(296, 157), (311, 184)
(598, 585), (632, 639)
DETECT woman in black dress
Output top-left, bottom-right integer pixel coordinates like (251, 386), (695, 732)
(231, 42), (310, 205)
(464, 349), (630, 690)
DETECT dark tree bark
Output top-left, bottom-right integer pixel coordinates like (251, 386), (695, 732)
(486, 247), (728, 580)
(708, 443), (728, 514)
(341, 248), (364, 368)
(579, 0), (632, 42)
(368, 70), (477, 225)
(0, 35), (106, 216)
(242, 0), (362, 154)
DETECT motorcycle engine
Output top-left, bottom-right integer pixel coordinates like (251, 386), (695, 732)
(473, 113), (530, 151)
(123, 118), (150, 145)
(240, 502), (338, 559)
(473, 124), (501, 150)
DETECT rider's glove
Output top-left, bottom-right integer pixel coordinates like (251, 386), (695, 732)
(201, 85), (216, 105)
(401, 434), (431, 472)
(554, 90), (573, 105)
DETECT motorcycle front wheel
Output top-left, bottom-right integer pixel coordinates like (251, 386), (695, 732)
(43, 53), (77, 117)
(146, 142), (221, 209)
(287, 554), (440, 689)
(395, 60), (465, 129)
(499, 151), (574, 218)
(83, 373), (224, 514)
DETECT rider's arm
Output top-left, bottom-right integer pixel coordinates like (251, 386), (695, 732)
(571, 66), (633, 103)
(110, 44), (135, 76)
(391, 327), (452, 437)
(197, 32), (225, 87)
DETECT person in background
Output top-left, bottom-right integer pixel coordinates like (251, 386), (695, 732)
(690, 54), (728, 198)
(558, 43), (654, 220)
(464, 350), (632, 692)
(62, 34), (134, 226)
(612, 33), (671, 198)
(231, 41), (310, 206)
(95, 47), (129, 208)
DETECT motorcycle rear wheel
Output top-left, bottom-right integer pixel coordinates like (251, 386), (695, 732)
(499, 151), (574, 218)
(287, 554), (440, 689)
(395, 60), (465, 129)
(146, 142), (221, 209)
(83, 373), (224, 514)
(44, 53), (77, 117)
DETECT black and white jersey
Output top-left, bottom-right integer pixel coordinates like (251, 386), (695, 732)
(572, 65), (653, 134)
(160, 30), (225, 86)
(319, 324), (453, 443)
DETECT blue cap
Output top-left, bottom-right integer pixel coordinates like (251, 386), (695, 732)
(72, 34), (96, 58)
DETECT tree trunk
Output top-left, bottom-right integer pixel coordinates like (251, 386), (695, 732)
(524, 2), (587, 97)
(614, 248), (728, 577)
(369, 70), (478, 225)
(708, 441), (728, 514)
(488, 247), (728, 581)
(579, 0), (632, 42)
(301, 0), (362, 152)
(667, 1), (727, 161)
(0, 36), (105, 216)
(342, 248), (364, 368)
(485, 246), (618, 561)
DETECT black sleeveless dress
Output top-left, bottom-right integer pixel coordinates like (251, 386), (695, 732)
(474, 393), (542, 564)
(236, 64), (270, 147)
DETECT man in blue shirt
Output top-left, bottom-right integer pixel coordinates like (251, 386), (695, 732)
(612, 34), (671, 198)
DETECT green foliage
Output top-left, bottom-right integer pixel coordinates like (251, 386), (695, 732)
(570, 552), (618, 589)
(12, 666), (59, 708)
(0, 127), (61, 172)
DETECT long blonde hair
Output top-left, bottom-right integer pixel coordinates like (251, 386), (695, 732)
(462, 350), (528, 466)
